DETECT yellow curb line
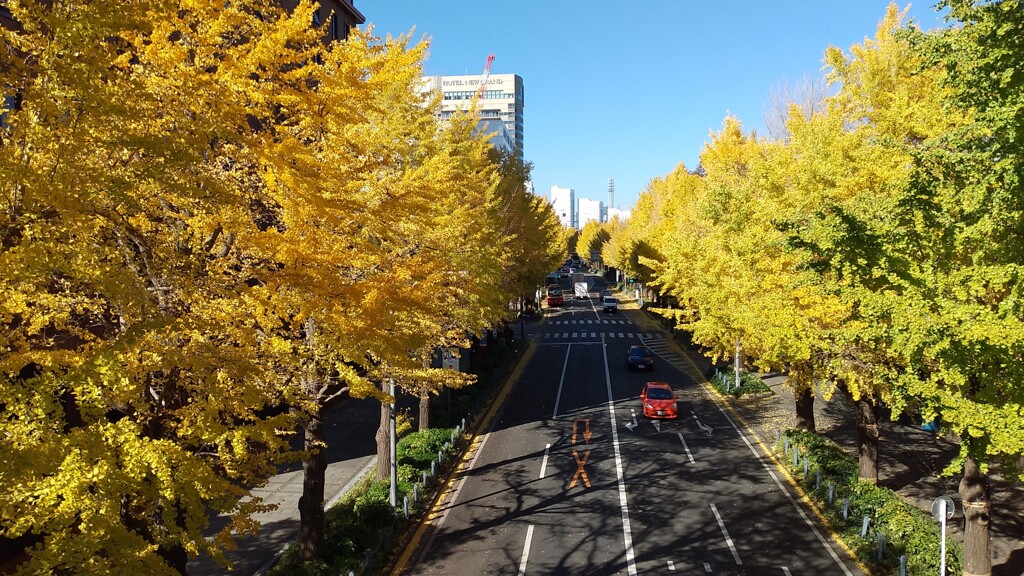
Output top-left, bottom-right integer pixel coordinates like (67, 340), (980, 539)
(657, 323), (872, 575)
(388, 341), (537, 576)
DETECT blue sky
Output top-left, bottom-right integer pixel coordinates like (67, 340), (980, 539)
(360, 2), (949, 211)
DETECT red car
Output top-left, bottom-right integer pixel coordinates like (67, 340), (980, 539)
(641, 381), (678, 419)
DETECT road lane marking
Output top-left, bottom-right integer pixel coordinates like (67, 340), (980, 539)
(782, 568), (792, 575)
(569, 449), (592, 488)
(710, 503), (742, 565)
(551, 343), (572, 419)
(571, 419), (592, 444)
(517, 524), (535, 576)
(703, 562), (712, 572)
(713, 404), (855, 575)
(602, 334), (638, 575)
(676, 432), (695, 463)
(667, 560), (676, 571)
(539, 444), (550, 479)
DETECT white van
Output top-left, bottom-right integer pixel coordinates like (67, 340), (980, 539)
(602, 297), (618, 313)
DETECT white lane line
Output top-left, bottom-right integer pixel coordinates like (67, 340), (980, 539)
(782, 568), (793, 575)
(712, 404), (855, 575)
(539, 444), (550, 479)
(517, 524), (535, 576)
(710, 503), (742, 565)
(602, 334), (637, 575)
(676, 432), (695, 463)
(552, 343), (572, 419)
(703, 563), (712, 573)
(667, 560), (676, 571)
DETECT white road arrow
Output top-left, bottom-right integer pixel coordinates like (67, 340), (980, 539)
(652, 420), (661, 433)
(692, 413), (713, 436)
(625, 409), (638, 432)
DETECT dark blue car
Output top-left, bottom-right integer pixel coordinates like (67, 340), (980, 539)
(626, 345), (654, 371)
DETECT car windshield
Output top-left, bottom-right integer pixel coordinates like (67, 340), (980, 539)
(629, 347), (652, 357)
(604, 298), (616, 304)
(646, 387), (673, 400)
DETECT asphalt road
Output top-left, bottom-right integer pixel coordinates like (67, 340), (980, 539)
(401, 273), (863, 576)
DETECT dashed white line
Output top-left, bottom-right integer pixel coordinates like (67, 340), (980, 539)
(710, 503), (742, 565)
(539, 444), (550, 479)
(551, 343), (572, 419)
(517, 524), (534, 575)
(676, 432), (695, 463)
(667, 560), (676, 571)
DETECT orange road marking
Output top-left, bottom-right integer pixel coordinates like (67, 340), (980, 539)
(570, 449), (592, 488)
(571, 418), (592, 444)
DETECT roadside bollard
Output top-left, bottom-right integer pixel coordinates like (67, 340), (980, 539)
(793, 447), (799, 468)
(899, 555), (907, 576)
(828, 483), (835, 504)
(861, 515), (870, 537)
(403, 496), (409, 519)
(815, 471), (821, 489)
(413, 483), (419, 502)
(877, 533), (885, 560)
(437, 449), (443, 463)
(843, 498), (850, 520)
(431, 460), (436, 477)
(803, 457), (809, 477)
(422, 470), (428, 484)
(784, 437), (790, 454)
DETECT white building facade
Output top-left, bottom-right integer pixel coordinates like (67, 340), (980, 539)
(421, 73), (525, 159)
(550, 185), (575, 229)
(578, 198), (604, 227)
(607, 207), (632, 221)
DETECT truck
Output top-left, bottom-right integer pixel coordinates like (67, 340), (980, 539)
(571, 273), (588, 299)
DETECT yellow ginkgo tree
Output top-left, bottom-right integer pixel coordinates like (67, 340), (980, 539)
(0, 1), (327, 574)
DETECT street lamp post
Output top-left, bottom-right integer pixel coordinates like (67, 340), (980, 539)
(389, 378), (397, 507)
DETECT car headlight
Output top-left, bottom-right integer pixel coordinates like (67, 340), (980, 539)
(644, 402), (653, 409)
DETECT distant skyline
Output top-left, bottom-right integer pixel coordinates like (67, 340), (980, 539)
(362, 1), (950, 211)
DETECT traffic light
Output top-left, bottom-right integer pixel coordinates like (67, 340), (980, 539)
(627, 277), (636, 284)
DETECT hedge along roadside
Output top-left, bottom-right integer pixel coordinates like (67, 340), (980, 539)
(779, 429), (963, 575)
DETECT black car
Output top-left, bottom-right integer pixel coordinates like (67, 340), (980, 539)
(626, 345), (654, 371)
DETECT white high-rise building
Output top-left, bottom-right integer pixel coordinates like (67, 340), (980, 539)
(550, 185), (575, 229)
(578, 198), (604, 227)
(420, 73), (525, 159)
(607, 207), (632, 221)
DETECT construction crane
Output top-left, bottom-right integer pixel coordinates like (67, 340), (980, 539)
(475, 53), (495, 101)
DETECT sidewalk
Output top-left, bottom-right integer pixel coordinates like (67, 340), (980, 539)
(187, 396), (383, 576)
(637, 304), (1024, 575)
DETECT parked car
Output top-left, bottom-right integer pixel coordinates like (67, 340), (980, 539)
(626, 345), (654, 371)
(602, 297), (618, 313)
(640, 381), (678, 419)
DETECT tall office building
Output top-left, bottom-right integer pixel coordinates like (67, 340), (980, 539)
(550, 185), (575, 229)
(281, 0), (365, 43)
(421, 73), (525, 159)
(578, 198), (604, 227)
